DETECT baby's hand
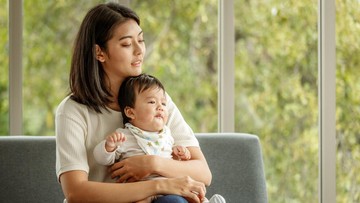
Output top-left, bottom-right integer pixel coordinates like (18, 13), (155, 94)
(105, 132), (126, 152)
(172, 145), (191, 161)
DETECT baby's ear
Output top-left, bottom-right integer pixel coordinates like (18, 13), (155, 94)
(124, 107), (135, 120)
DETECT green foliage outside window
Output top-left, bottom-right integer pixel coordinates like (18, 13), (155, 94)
(234, 1), (319, 202)
(21, 0), (104, 135)
(130, 0), (219, 133)
(335, 1), (360, 202)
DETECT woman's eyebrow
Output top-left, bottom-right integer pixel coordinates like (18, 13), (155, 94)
(119, 31), (143, 41)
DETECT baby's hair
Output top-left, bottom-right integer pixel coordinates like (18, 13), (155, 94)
(118, 73), (165, 125)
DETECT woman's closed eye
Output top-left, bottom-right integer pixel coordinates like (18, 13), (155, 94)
(122, 43), (131, 47)
(122, 39), (144, 48)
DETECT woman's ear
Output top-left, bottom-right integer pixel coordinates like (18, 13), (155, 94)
(124, 107), (135, 120)
(95, 44), (105, 62)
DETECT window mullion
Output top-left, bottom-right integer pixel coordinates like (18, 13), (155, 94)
(319, 0), (336, 202)
(218, 0), (234, 132)
(9, 0), (23, 135)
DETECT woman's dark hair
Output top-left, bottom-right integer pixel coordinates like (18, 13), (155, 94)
(69, 3), (140, 113)
(118, 74), (165, 125)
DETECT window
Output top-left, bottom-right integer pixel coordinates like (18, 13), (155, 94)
(0, 0), (219, 135)
(235, 1), (318, 201)
(130, 0), (219, 132)
(336, 0), (360, 202)
(22, 0), (104, 135)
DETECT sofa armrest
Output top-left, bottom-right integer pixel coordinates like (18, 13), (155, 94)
(196, 133), (268, 203)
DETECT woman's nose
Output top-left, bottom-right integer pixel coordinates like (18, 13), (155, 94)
(134, 42), (144, 55)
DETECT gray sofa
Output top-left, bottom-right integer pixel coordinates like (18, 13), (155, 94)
(0, 133), (267, 203)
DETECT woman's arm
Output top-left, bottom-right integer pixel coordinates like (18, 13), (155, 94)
(155, 147), (212, 186)
(110, 147), (212, 186)
(60, 170), (206, 203)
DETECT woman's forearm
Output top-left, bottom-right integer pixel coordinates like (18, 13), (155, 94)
(61, 171), (159, 203)
(109, 147), (212, 185)
(154, 147), (212, 186)
(61, 170), (205, 203)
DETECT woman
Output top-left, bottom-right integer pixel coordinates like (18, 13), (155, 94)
(55, 2), (212, 203)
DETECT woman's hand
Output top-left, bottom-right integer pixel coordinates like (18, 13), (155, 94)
(109, 155), (157, 183)
(161, 176), (206, 203)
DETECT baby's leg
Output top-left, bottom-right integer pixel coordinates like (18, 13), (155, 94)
(202, 197), (209, 202)
(204, 194), (226, 203)
(153, 195), (187, 203)
(134, 196), (156, 203)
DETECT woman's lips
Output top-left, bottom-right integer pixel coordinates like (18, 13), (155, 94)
(131, 60), (142, 67)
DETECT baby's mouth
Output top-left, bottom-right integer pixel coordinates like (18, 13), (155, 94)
(155, 114), (163, 119)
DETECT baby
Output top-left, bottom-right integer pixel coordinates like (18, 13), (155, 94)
(93, 73), (191, 203)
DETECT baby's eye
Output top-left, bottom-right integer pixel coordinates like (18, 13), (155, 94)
(162, 102), (167, 106)
(148, 101), (155, 104)
(122, 44), (131, 47)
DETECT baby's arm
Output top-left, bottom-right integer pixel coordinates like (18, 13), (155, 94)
(105, 131), (126, 152)
(172, 145), (191, 161)
(93, 131), (126, 166)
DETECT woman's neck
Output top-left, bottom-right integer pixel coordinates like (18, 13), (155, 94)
(106, 77), (123, 111)
(107, 102), (121, 111)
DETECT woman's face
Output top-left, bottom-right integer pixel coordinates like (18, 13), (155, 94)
(99, 19), (146, 84)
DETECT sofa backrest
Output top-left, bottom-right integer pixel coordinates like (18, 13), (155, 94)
(197, 133), (268, 203)
(0, 133), (267, 203)
(0, 136), (64, 202)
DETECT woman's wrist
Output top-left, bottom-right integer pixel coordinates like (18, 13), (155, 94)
(150, 155), (162, 175)
(152, 177), (167, 194)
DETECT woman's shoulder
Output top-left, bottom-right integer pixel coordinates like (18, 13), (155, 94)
(165, 92), (175, 111)
(56, 95), (88, 116)
(115, 126), (128, 133)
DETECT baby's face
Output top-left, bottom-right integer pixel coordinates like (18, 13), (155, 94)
(130, 87), (168, 132)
